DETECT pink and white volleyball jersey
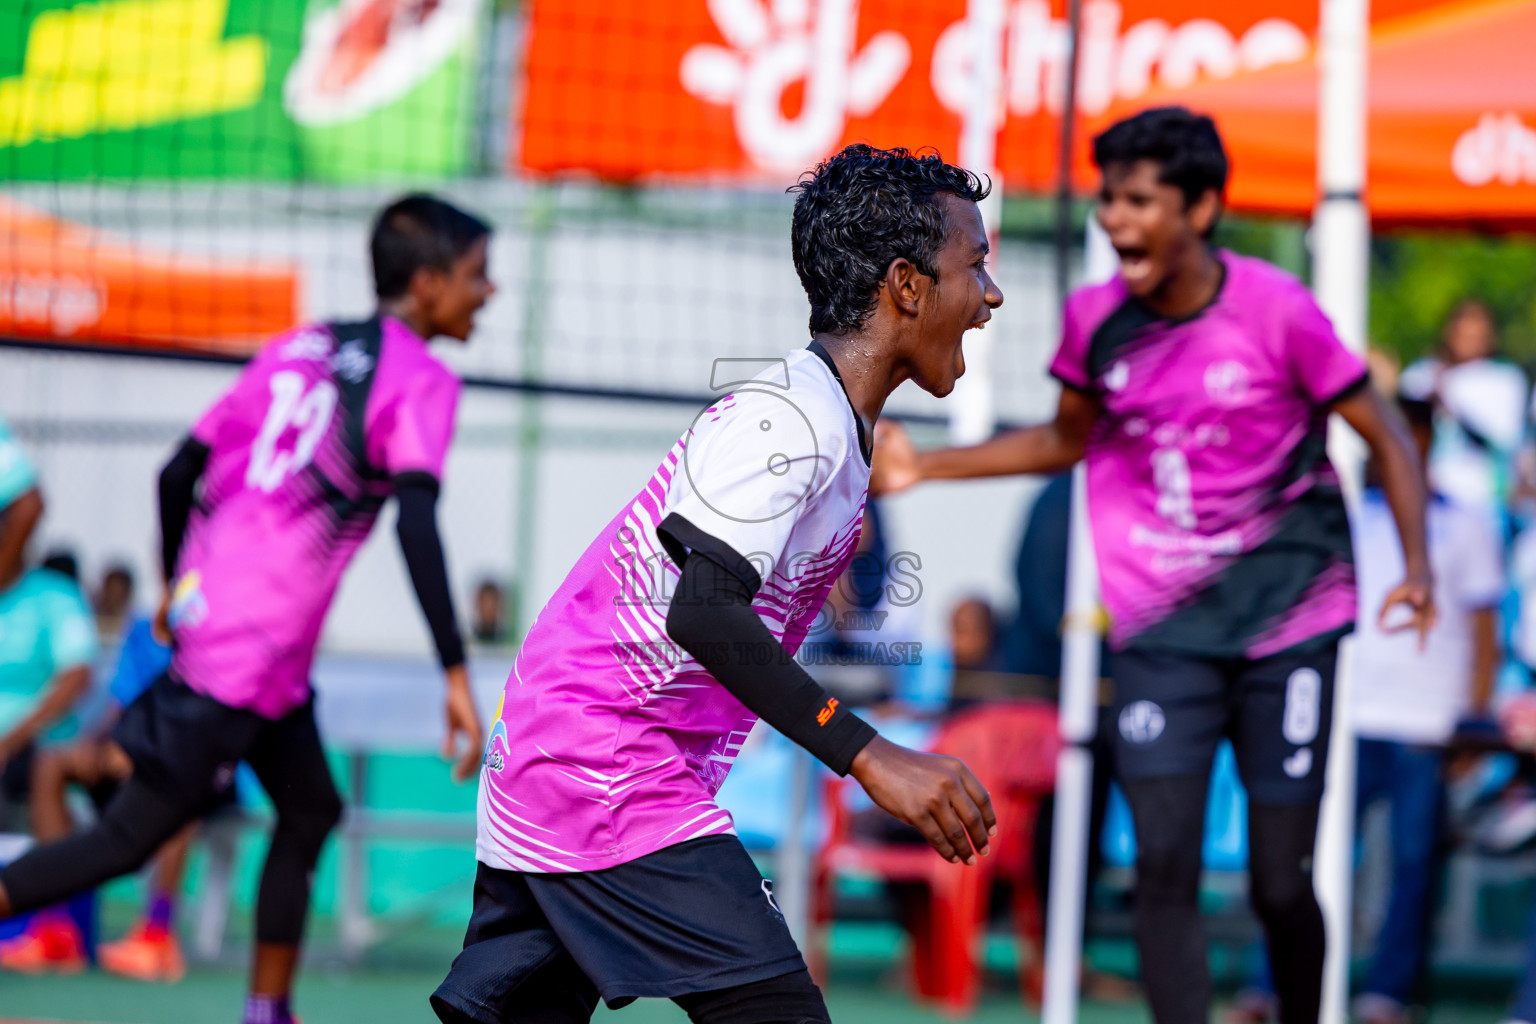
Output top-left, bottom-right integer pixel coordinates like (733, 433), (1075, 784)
(171, 316), (461, 718)
(1051, 251), (1368, 659)
(479, 346), (870, 872)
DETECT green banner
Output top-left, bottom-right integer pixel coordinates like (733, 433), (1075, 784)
(0, 0), (482, 181)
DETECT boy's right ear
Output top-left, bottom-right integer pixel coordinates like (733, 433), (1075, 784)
(1190, 189), (1223, 237)
(884, 257), (922, 317)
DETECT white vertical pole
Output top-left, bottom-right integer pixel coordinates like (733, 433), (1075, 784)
(1042, 466), (1102, 1024)
(950, 0), (1006, 445)
(1041, 219), (1116, 1024)
(1313, 0), (1370, 1016)
(779, 744), (814, 945)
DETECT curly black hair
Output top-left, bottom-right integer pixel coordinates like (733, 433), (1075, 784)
(788, 144), (990, 336)
(1092, 107), (1229, 208)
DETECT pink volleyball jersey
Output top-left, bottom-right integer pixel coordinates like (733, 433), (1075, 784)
(478, 347), (869, 872)
(1051, 251), (1369, 659)
(170, 316), (461, 718)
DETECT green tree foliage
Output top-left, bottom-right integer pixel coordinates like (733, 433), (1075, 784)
(1370, 233), (1536, 366)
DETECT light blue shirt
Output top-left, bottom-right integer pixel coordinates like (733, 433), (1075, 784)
(0, 568), (98, 740)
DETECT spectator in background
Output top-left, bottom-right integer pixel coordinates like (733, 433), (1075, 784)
(0, 419), (95, 839)
(951, 597), (998, 669)
(2, 613), (185, 978)
(1400, 300), (1528, 520)
(92, 563), (136, 640)
(1345, 394), (1504, 1024)
(946, 596), (1007, 710)
(40, 549), (78, 583)
(471, 580), (506, 644)
(0, 561), (97, 834)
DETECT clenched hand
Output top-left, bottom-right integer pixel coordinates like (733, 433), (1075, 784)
(849, 735), (997, 864)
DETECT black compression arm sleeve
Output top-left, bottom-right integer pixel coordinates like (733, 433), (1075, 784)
(395, 472), (466, 671)
(158, 436), (209, 582)
(665, 546), (877, 776)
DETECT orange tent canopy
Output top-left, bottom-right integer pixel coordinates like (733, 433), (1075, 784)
(0, 199), (298, 354)
(1084, 0), (1536, 226)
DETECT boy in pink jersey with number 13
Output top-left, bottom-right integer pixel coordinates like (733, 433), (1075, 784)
(0, 195), (491, 1024)
(874, 108), (1435, 1024)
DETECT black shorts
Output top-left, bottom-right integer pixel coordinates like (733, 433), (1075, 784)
(113, 673), (316, 817)
(432, 835), (806, 1022)
(1111, 641), (1338, 805)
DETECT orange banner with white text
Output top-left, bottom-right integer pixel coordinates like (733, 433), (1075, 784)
(1, 199), (298, 355)
(519, 0), (1536, 225)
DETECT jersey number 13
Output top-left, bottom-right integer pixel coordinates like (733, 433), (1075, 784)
(246, 371), (339, 493)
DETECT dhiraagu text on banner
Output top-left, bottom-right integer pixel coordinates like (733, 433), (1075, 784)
(0, 0), (481, 181)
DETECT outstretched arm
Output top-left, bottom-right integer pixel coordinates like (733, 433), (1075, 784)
(395, 473), (482, 782)
(1333, 386), (1435, 643)
(872, 386), (1100, 494)
(0, 487), (42, 591)
(665, 545), (996, 864)
(0, 665), (90, 767)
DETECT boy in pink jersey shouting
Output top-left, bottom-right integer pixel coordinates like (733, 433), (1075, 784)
(0, 194), (491, 1024)
(431, 145), (1001, 1024)
(873, 108), (1434, 1024)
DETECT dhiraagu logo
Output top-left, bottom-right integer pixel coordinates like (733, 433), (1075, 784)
(483, 692), (507, 773)
(0, 0), (268, 147)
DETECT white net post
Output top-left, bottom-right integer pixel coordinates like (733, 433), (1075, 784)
(1041, 217), (1117, 1024)
(1313, 0), (1371, 1016)
(1042, 466), (1102, 1024)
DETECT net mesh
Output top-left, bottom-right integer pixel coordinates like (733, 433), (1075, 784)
(1, 0), (1062, 417)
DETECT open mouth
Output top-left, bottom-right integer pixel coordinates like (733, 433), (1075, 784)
(1116, 246), (1153, 286)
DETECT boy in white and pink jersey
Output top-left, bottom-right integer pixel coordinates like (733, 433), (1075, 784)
(0, 194), (492, 1024)
(433, 146), (1002, 1024)
(875, 108), (1434, 1024)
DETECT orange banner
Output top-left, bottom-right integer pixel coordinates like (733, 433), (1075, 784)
(520, 0), (1443, 192)
(0, 199), (298, 354)
(1084, 0), (1536, 224)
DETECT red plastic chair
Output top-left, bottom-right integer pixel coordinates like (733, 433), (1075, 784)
(811, 701), (1061, 1015)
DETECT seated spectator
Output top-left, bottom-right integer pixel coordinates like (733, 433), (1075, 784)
(471, 579), (506, 644)
(91, 563), (136, 640)
(0, 560), (97, 834)
(0, 613), (206, 979)
(0, 413), (93, 834)
(946, 596), (1010, 709)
